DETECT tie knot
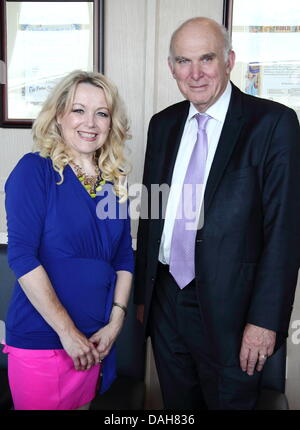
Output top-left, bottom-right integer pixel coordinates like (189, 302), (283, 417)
(194, 113), (210, 131)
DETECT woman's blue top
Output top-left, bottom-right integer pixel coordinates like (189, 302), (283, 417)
(4, 153), (134, 393)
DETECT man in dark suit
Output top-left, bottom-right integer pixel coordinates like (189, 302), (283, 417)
(134, 17), (300, 409)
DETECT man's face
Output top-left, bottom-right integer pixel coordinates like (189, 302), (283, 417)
(169, 22), (235, 112)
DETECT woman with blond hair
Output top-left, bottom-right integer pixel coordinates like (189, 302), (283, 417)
(3, 70), (134, 410)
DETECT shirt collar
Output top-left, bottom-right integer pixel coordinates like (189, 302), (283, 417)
(187, 81), (232, 124)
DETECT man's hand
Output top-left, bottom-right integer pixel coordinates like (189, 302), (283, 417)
(137, 304), (144, 324)
(239, 323), (276, 376)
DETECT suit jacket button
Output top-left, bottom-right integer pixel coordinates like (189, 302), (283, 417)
(196, 239), (203, 243)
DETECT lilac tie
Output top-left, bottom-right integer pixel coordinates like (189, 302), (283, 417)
(169, 113), (210, 289)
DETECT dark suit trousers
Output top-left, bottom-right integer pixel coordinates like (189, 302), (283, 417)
(149, 263), (263, 410)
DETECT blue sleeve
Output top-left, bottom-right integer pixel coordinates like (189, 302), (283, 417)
(5, 153), (48, 279)
(111, 201), (134, 273)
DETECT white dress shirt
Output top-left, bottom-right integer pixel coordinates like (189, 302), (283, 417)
(158, 81), (232, 264)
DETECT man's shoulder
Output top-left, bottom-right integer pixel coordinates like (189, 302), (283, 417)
(151, 100), (190, 123)
(233, 83), (294, 116)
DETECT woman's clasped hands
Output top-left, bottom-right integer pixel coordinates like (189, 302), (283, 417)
(59, 322), (121, 371)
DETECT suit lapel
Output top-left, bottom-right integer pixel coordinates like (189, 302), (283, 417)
(157, 101), (189, 231)
(204, 84), (245, 214)
(160, 102), (190, 186)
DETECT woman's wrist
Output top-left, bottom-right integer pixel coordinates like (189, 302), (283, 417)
(112, 301), (127, 316)
(56, 319), (79, 339)
(109, 305), (126, 331)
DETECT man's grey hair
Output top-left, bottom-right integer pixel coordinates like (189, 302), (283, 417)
(168, 17), (232, 63)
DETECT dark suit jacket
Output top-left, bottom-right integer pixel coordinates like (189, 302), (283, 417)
(134, 82), (300, 366)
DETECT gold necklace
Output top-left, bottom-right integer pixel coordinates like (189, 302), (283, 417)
(70, 162), (106, 198)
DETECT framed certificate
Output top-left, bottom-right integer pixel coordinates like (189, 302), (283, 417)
(0, 0), (104, 127)
(224, 0), (300, 120)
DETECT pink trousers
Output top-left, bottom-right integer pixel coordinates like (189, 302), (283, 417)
(3, 345), (101, 410)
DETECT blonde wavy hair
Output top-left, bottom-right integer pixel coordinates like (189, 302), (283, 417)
(32, 70), (131, 201)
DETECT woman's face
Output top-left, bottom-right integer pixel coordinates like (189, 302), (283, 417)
(57, 82), (111, 158)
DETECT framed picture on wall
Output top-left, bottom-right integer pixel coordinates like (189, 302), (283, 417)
(224, 0), (300, 120)
(0, 0), (104, 128)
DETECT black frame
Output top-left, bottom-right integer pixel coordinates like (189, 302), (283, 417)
(0, 0), (104, 128)
(223, 0), (233, 32)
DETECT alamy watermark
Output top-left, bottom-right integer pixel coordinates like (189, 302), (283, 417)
(291, 320), (300, 345)
(96, 182), (205, 230)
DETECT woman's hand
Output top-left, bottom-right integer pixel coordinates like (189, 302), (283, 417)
(90, 270), (132, 360)
(89, 320), (123, 361)
(18, 266), (101, 371)
(59, 327), (101, 371)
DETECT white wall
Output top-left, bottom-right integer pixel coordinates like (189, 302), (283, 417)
(1, 0), (299, 409)
(0, 128), (33, 234)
